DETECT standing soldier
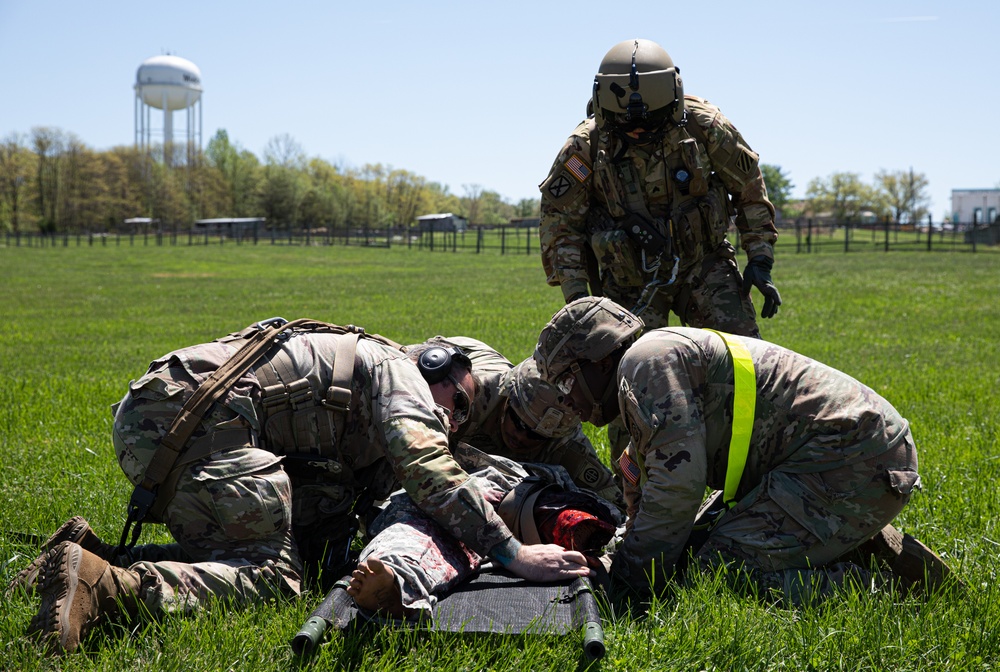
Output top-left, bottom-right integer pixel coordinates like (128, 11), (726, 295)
(416, 336), (621, 507)
(532, 298), (954, 603)
(538, 38), (781, 335)
(13, 319), (591, 653)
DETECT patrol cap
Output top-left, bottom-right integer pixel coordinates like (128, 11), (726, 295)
(533, 297), (643, 382)
(500, 358), (577, 439)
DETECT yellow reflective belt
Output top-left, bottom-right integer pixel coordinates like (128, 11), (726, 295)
(704, 330), (756, 508)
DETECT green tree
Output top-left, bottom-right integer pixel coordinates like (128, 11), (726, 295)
(261, 134), (307, 229)
(760, 164), (794, 216)
(874, 168), (930, 224)
(805, 172), (879, 223)
(514, 198), (540, 218)
(31, 126), (66, 231)
(0, 132), (35, 234)
(206, 129), (262, 217)
(301, 157), (350, 228)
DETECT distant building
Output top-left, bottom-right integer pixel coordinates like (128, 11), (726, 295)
(415, 213), (468, 233)
(509, 217), (540, 228)
(194, 217), (266, 237)
(951, 189), (1000, 225)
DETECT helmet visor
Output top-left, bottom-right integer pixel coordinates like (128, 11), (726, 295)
(594, 68), (678, 125)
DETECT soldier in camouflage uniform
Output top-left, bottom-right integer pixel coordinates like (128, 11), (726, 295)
(533, 298), (936, 604)
(538, 39), (781, 335)
(416, 336), (622, 507)
(346, 448), (622, 617)
(15, 320), (591, 653)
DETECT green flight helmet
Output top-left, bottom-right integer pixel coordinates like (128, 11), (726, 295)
(501, 358), (578, 438)
(591, 38), (685, 131)
(533, 297), (643, 383)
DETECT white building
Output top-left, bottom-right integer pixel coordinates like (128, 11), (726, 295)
(951, 189), (1000, 225)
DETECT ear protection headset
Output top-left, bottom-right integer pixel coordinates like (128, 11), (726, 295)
(416, 346), (471, 384)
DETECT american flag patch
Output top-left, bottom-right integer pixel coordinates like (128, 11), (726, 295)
(564, 154), (591, 182)
(619, 451), (641, 486)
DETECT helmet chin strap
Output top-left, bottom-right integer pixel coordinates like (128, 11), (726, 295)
(569, 361), (616, 424)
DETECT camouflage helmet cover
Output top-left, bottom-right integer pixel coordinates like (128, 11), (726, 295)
(500, 358), (577, 438)
(533, 297), (643, 382)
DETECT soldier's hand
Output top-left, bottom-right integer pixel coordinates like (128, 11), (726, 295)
(506, 543), (593, 582)
(742, 255), (782, 318)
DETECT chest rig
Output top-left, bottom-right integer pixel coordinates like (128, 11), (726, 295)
(592, 121), (732, 257)
(224, 319), (405, 482)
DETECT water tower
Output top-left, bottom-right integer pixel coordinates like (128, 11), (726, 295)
(134, 55), (203, 163)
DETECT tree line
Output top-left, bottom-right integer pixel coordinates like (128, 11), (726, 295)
(0, 126), (934, 235)
(761, 165), (934, 226)
(0, 128), (540, 235)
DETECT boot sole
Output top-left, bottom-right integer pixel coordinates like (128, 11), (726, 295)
(27, 542), (85, 653)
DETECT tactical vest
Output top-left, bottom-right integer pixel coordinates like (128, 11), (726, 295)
(586, 114), (736, 287)
(118, 318), (403, 553)
(217, 321), (405, 486)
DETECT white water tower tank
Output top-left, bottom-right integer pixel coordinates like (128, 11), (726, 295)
(136, 55), (202, 110)
(134, 55), (203, 160)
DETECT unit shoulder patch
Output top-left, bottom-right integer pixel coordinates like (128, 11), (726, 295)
(547, 173), (574, 199)
(735, 148), (755, 175)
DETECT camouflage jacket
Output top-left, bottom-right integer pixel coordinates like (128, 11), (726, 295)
(426, 336), (621, 504)
(125, 330), (515, 558)
(538, 96), (778, 300)
(614, 327), (912, 580)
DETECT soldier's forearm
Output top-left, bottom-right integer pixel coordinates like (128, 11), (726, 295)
(488, 536), (522, 567)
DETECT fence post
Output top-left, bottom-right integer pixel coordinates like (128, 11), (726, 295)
(806, 219), (812, 253)
(501, 225), (507, 255)
(927, 214), (932, 252)
(476, 228), (482, 253)
(883, 216), (890, 252)
(972, 212), (978, 253)
(844, 217), (850, 253)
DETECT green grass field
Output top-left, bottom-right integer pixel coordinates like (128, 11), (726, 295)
(1, 242), (999, 671)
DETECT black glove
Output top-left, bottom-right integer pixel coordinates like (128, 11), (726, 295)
(742, 255), (782, 319)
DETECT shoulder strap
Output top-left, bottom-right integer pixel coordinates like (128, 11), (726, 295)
(703, 329), (756, 507)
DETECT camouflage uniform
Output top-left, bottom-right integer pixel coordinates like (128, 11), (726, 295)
(360, 449), (622, 614)
(109, 326), (516, 614)
(538, 96), (777, 335)
(610, 327), (921, 601)
(421, 336), (621, 505)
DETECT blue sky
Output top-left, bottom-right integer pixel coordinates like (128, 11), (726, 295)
(1, 0), (997, 220)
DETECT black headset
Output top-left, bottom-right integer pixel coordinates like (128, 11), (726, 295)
(417, 346), (471, 384)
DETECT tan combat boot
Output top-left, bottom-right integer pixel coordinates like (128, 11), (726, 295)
(28, 541), (142, 654)
(7, 516), (118, 596)
(857, 523), (963, 595)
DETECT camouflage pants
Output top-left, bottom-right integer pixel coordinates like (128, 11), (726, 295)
(360, 466), (520, 614)
(602, 240), (761, 336)
(691, 435), (919, 604)
(112, 388), (301, 615)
